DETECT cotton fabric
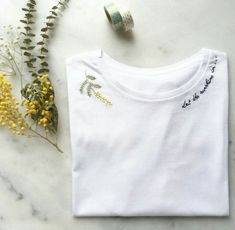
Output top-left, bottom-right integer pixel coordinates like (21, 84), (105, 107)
(66, 48), (229, 216)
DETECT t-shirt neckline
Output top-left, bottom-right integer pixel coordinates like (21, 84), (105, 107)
(98, 48), (212, 102)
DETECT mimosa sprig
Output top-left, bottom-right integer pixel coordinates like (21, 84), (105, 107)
(0, 0), (69, 153)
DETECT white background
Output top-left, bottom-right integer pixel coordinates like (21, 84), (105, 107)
(0, 0), (234, 229)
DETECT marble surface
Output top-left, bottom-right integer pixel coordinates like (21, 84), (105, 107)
(0, 0), (235, 229)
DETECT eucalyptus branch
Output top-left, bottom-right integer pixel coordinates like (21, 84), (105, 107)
(37, 0), (69, 75)
(20, 0), (37, 77)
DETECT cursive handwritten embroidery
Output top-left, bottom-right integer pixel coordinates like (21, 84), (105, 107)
(182, 55), (218, 109)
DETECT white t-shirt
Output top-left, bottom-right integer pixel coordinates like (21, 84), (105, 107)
(66, 48), (229, 216)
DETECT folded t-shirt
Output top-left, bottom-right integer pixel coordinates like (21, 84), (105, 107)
(66, 48), (229, 216)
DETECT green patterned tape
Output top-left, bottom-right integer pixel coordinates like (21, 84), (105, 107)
(104, 3), (134, 31)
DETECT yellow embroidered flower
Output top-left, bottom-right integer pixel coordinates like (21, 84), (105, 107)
(0, 73), (29, 136)
(80, 72), (113, 106)
(94, 91), (112, 106)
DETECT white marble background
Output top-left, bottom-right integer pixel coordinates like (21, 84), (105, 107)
(0, 0), (234, 229)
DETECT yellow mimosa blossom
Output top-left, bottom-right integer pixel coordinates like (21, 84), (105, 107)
(0, 73), (29, 136)
(22, 74), (57, 131)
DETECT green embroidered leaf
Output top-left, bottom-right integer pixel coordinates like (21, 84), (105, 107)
(80, 80), (88, 94)
(87, 84), (92, 97)
(86, 75), (96, 80)
(92, 83), (102, 89)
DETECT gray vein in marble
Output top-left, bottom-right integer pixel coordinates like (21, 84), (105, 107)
(0, 171), (24, 201)
(0, 171), (48, 222)
(31, 204), (48, 222)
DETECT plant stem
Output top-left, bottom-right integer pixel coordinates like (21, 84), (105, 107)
(8, 51), (23, 89)
(0, 52), (17, 76)
(29, 127), (63, 153)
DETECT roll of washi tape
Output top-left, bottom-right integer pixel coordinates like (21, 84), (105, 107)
(104, 3), (134, 32)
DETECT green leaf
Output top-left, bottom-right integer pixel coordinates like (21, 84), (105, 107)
(37, 55), (46, 59)
(23, 38), (32, 43)
(24, 51), (31, 56)
(20, 20), (27, 24)
(86, 75), (96, 80)
(46, 22), (54, 27)
(24, 26), (32, 31)
(20, 46), (27, 50)
(28, 46), (35, 50)
(41, 61), (49, 66)
(26, 61), (34, 68)
(38, 68), (49, 74)
(87, 84), (92, 97)
(28, 33), (36, 37)
(49, 104), (58, 132)
(41, 34), (49, 39)
(30, 58), (37, 62)
(30, 0), (36, 5)
(52, 6), (58, 10)
(28, 21), (35, 24)
(80, 80), (88, 94)
(22, 8), (29, 12)
(92, 83), (102, 89)
(46, 16), (56, 19)
(41, 47), (48, 53)
(27, 3), (34, 8)
(37, 41), (44, 45)
(51, 11), (57, 16)
(41, 27), (48, 32)
(25, 13), (33, 18)
(32, 72), (37, 77)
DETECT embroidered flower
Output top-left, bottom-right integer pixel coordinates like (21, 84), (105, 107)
(80, 71), (112, 106)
